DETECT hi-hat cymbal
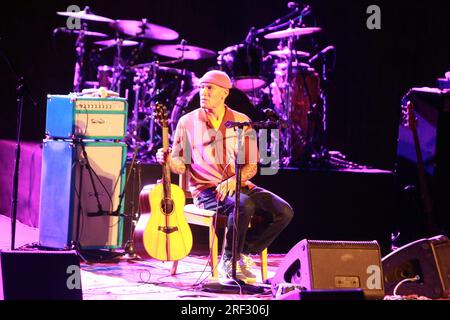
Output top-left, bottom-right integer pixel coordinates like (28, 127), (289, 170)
(111, 19), (179, 41)
(151, 44), (217, 60)
(94, 39), (139, 47)
(268, 49), (310, 58)
(57, 10), (114, 23)
(264, 27), (322, 39)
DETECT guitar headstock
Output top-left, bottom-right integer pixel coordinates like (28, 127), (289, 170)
(401, 100), (417, 130)
(153, 102), (169, 128)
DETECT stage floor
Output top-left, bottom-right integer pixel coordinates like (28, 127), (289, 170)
(0, 215), (278, 300)
(1, 215), (447, 301)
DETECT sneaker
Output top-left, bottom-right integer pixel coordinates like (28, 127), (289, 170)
(239, 254), (257, 282)
(218, 256), (250, 283)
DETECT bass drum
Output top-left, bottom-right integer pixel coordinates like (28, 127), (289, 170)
(170, 88), (266, 137)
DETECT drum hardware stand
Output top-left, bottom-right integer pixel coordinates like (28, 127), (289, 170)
(302, 46), (350, 169)
(282, 23), (296, 167)
(128, 61), (161, 162)
(111, 36), (125, 94)
(128, 71), (144, 151)
(176, 39), (189, 100)
(73, 22), (88, 92)
(146, 62), (160, 158)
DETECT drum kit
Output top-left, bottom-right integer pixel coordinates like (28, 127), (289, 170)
(56, 5), (337, 167)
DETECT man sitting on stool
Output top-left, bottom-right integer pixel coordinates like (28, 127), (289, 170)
(156, 70), (293, 283)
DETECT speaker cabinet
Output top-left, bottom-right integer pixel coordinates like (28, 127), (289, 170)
(271, 239), (385, 299)
(0, 250), (82, 300)
(382, 235), (450, 298)
(39, 140), (126, 249)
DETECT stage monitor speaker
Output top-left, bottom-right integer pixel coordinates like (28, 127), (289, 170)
(39, 140), (126, 250)
(0, 250), (82, 300)
(271, 239), (385, 299)
(382, 235), (450, 298)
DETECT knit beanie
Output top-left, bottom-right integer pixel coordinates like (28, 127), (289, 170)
(198, 70), (232, 89)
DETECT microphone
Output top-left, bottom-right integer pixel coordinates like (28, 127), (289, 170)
(263, 109), (289, 128)
(308, 45), (335, 64)
(263, 108), (280, 121)
(287, 2), (300, 9)
(226, 119), (287, 129)
(225, 121), (251, 128)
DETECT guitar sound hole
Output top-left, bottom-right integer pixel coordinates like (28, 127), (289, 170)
(160, 198), (174, 214)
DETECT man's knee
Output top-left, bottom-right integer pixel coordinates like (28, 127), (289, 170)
(239, 197), (256, 216)
(280, 204), (294, 224)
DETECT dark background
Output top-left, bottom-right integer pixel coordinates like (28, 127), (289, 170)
(1, 0), (449, 170)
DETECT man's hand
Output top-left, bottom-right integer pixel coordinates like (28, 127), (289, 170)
(215, 177), (237, 202)
(156, 147), (171, 165)
(156, 147), (186, 174)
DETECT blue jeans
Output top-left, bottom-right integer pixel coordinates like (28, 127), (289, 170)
(196, 186), (294, 259)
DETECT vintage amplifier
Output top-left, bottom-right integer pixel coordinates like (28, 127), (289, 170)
(45, 94), (128, 139)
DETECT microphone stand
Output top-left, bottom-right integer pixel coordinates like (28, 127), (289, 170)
(10, 77), (25, 251)
(254, 7), (300, 36)
(202, 121), (276, 294)
(231, 127), (244, 282)
(0, 46), (40, 251)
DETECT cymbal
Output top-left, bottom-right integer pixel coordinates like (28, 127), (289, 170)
(57, 10), (114, 23)
(151, 44), (216, 60)
(264, 27), (322, 39)
(268, 49), (310, 58)
(111, 19), (179, 41)
(94, 39), (139, 47)
(54, 28), (109, 38)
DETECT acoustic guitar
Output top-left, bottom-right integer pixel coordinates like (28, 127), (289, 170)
(401, 100), (439, 234)
(134, 103), (193, 261)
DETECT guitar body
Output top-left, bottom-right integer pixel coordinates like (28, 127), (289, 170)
(134, 184), (193, 261)
(134, 184), (154, 259)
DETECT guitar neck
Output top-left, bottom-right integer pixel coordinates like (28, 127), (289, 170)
(162, 126), (172, 198)
(411, 128), (433, 215)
